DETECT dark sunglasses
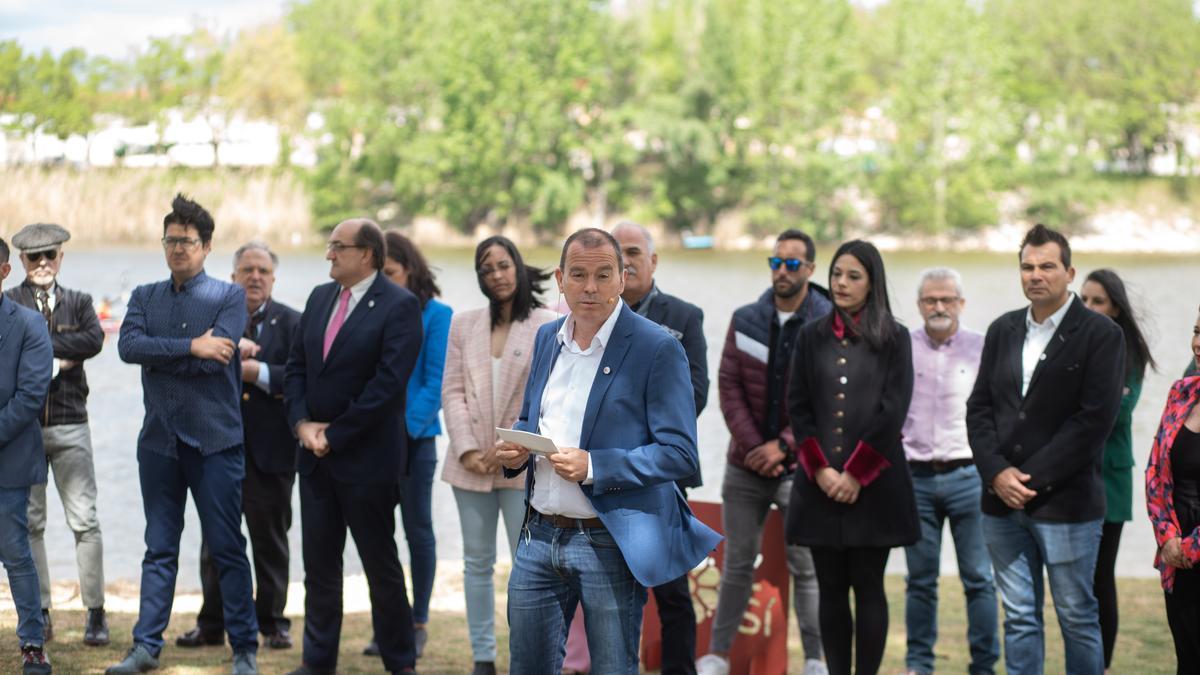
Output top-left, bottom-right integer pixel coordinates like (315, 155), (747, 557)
(767, 256), (805, 272)
(26, 250), (58, 263)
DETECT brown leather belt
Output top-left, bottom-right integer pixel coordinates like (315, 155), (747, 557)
(532, 509), (605, 530)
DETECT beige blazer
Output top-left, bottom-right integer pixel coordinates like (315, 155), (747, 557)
(440, 306), (558, 492)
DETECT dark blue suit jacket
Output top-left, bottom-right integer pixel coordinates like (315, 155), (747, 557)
(508, 304), (722, 587)
(243, 299), (301, 475)
(285, 274), (423, 485)
(0, 294), (52, 488)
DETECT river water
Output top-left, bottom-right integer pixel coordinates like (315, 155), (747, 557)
(26, 245), (1196, 590)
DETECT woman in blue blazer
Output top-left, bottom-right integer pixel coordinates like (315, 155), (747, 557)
(364, 230), (452, 658)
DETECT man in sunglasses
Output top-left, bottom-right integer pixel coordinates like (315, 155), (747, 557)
(5, 223), (108, 647)
(697, 229), (832, 675)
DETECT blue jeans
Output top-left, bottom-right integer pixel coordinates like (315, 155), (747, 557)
(508, 514), (647, 674)
(453, 486), (525, 662)
(982, 512), (1103, 675)
(399, 435), (437, 625)
(904, 466), (999, 674)
(0, 486), (44, 647)
(134, 444), (258, 654)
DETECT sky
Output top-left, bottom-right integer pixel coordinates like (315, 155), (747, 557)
(0, 0), (287, 57)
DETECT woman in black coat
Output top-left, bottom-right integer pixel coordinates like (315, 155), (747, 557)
(787, 239), (919, 675)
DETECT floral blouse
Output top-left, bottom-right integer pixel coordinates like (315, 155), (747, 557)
(1146, 376), (1200, 591)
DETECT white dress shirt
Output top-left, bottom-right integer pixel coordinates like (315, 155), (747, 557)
(1021, 293), (1074, 397)
(249, 302), (272, 393)
(530, 299), (624, 518)
(325, 271), (377, 333)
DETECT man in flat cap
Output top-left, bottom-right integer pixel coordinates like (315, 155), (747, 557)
(5, 223), (109, 647)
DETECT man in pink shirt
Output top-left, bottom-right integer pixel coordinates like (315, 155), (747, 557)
(901, 268), (998, 675)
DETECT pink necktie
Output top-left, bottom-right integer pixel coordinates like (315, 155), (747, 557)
(323, 288), (352, 359)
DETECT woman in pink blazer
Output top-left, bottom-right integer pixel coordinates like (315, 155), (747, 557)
(441, 236), (556, 675)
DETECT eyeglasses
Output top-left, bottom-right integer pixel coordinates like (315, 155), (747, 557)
(478, 260), (514, 277)
(919, 296), (961, 307)
(768, 257), (808, 272)
(162, 236), (201, 251)
(25, 250), (58, 262)
(326, 241), (364, 253)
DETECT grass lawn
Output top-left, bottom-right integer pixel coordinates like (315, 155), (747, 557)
(0, 576), (1177, 674)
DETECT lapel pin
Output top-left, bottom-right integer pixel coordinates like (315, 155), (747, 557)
(368, 299), (375, 308)
(1039, 353), (1047, 361)
(515, 349), (522, 356)
(270, 318), (277, 325)
(603, 366), (611, 375)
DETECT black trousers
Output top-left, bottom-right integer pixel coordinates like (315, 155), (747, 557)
(1093, 520), (1123, 669)
(653, 572), (696, 675)
(197, 454), (295, 636)
(300, 463), (415, 671)
(810, 546), (890, 675)
(1166, 565), (1200, 675)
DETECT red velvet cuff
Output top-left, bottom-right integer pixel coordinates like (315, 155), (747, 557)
(844, 440), (891, 487)
(798, 437), (829, 481)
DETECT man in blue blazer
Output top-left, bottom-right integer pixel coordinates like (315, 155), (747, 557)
(284, 218), (423, 675)
(0, 236), (54, 674)
(497, 228), (721, 675)
(179, 241), (302, 651)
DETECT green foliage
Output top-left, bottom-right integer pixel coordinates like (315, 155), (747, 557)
(4, 0), (1200, 239)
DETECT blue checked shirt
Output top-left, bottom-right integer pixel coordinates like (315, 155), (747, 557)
(118, 270), (247, 458)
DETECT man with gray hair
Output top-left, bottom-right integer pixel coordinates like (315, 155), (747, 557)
(177, 241), (301, 651)
(5, 222), (108, 647)
(901, 268), (998, 675)
(613, 220), (708, 673)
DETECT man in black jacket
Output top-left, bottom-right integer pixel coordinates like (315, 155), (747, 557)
(966, 224), (1124, 675)
(5, 223), (108, 646)
(614, 221), (709, 675)
(176, 241), (301, 651)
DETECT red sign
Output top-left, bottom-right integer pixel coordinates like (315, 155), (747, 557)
(641, 500), (792, 674)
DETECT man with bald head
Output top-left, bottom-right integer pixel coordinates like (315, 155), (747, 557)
(284, 218), (424, 674)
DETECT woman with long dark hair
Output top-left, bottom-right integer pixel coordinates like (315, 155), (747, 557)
(1081, 268), (1155, 672)
(787, 239), (918, 675)
(441, 236), (555, 675)
(364, 230), (452, 658)
(1146, 305), (1200, 672)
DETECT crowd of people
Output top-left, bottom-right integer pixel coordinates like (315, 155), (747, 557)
(0, 193), (1195, 675)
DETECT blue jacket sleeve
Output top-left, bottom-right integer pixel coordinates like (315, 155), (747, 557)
(590, 336), (700, 491)
(406, 302), (452, 438)
(0, 316), (52, 446)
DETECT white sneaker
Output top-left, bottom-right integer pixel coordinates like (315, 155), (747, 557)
(804, 659), (829, 675)
(695, 653), (730, 675)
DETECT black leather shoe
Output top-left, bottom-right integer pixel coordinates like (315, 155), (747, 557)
(84, 608), (110, 646)
(362, 639), (380, 656)
(266, 629), (293, 649)
(174, 626), (224, 647)
(21, 644), (51, 675)
(473, 662), (497, 675)
(40, 610), (52, 643)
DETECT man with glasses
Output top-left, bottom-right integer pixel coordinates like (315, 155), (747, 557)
(5, 223), (108, 647)
(697, 229), (830, 675)
(900, 268), (998, 675)
(284, 218), (423, 674)
(110, 194), (259, 675)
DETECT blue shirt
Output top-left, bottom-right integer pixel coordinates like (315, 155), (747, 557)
(406, 298), (452, 439)
(117, 270), (247, 457)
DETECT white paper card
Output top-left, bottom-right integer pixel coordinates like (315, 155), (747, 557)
(495, 427), (560, 457)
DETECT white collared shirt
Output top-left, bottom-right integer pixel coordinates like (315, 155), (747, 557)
(1021, 293), (1074, 396)
(530, 299), (624, 518)
(325, 271), (377, 333)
